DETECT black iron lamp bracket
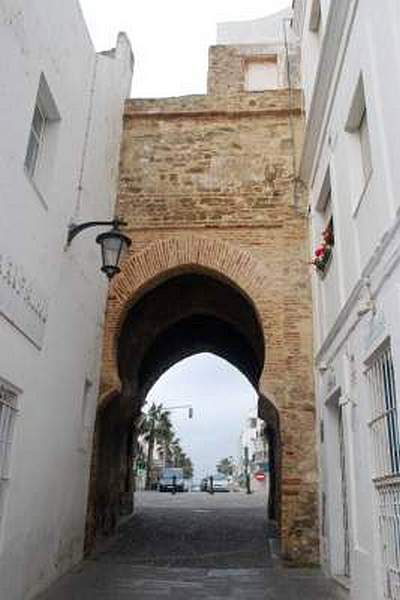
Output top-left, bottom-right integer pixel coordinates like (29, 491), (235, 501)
(66, 218), (127, 246)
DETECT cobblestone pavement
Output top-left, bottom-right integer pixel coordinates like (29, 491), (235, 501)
(38, 491), (348, 599)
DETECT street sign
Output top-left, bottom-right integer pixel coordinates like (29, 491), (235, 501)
(255, 472), (266, 481)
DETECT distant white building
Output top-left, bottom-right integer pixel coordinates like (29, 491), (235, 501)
(0, 2), (133, 599)
(293, 2), (400, 599)
(238, 409), (268, 483)
(134, 433), (165, 491)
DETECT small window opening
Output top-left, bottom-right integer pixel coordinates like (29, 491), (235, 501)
(25, 101), (46, 177)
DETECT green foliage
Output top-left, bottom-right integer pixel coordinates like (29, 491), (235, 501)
(216, 456), (234, 477)
(138, 403), (194, 484)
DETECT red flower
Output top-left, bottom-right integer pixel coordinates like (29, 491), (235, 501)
(315, 244), (325, 258)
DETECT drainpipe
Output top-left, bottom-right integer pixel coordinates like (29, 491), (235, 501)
(73, 54), (99, 221)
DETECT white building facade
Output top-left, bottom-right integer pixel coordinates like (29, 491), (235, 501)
(293, 1), (400, 599)
(238, 410), (269, 488)
(0, 2), (133, 599)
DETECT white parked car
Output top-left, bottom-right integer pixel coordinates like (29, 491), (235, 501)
(211, 474), (230, 492)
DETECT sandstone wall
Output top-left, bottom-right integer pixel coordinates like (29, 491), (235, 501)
(119, 90), (302, 231)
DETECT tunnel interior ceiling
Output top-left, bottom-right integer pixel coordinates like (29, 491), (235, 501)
(138, 314), (261, 395)
(117, 272), (265, 391)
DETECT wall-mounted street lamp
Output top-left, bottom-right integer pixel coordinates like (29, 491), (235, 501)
(66, 217), (131, 280)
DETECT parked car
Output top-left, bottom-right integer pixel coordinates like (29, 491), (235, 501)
(158, 467), (185, 492)
(211, 474), (230, 492)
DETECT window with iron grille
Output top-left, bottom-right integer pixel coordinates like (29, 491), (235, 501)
(0, 382), (18, 481)
(367, 344), (400, 599)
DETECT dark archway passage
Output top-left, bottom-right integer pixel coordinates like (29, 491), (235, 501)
(117, 272), (265, 391)
(86, 270), (281, 551)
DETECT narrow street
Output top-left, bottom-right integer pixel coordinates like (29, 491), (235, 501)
(39, 491), (347, 599)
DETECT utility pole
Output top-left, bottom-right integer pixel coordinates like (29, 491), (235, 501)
(145, 415), (155, 491)
(244, 445), (252, 495)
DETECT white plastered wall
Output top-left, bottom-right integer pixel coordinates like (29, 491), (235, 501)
(0, 2), (133, 599)
(297, 1), (400, 598)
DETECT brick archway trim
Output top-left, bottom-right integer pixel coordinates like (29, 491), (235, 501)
(100, 236), (272, 401)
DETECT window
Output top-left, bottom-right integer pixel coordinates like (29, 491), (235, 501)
(0, 380), (18, 528)
(366, 344), (400, 599)
(367, 345), (400, 479)
(311, 172), (335, 276)
(346, 76), (373, 205)
(24, 73), (60, 194)
(0, 379), (17, 518)
(25, 101), (46, 177)
(0, 381), (18, 481)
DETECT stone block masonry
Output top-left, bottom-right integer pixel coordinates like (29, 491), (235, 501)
(119, 90), (303, 231)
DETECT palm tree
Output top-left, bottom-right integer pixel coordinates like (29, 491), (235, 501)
(140, 403), (178, 489)
(171, 437), (182, 467)
(171, 438), (194, 478)
(157, 411), (174, 466)
(217, 456), (234, 477)
(139, 404), (194, 487)
(140, 403), (164, 489)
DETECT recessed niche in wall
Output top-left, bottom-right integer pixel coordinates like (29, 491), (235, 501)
(244, 57), (278, 92)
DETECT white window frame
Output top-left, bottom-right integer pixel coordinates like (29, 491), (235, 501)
(24, 100), (46, 178)
(366, 342), (400, 599)
(366, 343), (399, 481)
(345, 74), (373, 215)
(314, 167), (335, 279)
(0, 381), (18, 481)
(23, 73), (61, 206)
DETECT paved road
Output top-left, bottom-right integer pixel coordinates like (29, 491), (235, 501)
(38, 491), (347, 599)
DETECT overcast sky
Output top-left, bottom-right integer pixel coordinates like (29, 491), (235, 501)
(79, 0), (290, 97)
(146, 353), (258, 479)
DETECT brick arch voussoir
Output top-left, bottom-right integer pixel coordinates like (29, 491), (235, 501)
(101, 236), (274, 406)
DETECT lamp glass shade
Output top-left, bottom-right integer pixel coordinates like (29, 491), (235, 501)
(96, 229), (131, 280)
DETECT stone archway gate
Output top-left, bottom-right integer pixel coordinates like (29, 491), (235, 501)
(91, 87), (318, 562)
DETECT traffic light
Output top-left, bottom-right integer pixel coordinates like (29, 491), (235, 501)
(188, 407), (193, 419)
